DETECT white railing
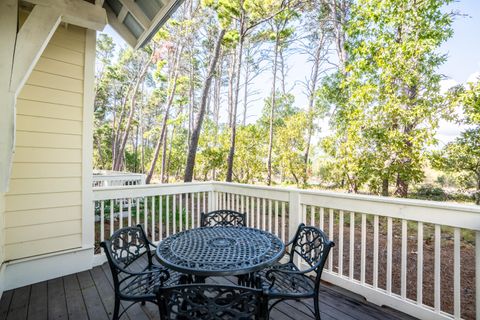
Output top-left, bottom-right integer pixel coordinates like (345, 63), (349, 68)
(92, 171), (146, 187)
(93, 182), (480, 320)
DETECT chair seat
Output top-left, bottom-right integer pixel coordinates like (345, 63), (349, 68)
(259, 262), (315, 298)
(119, 268), (185, 300)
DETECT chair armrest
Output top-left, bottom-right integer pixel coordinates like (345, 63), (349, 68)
(284, 239), (294, 255)
(264, 267), (316, 290)
(119, 268), (171, 287)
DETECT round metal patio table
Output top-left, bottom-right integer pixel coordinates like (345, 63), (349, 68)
(155, 226), (285, 277)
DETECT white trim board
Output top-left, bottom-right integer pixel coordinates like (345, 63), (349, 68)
(2, 246), (94, 291)
(82, 29), (96, 248)
(0, 263), (6, 300)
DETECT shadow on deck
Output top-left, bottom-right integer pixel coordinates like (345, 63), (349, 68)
(0, 262), (417, 320)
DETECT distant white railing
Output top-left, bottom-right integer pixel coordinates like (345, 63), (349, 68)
(92, 171), (146, 187)
(93, 182), (480, 320)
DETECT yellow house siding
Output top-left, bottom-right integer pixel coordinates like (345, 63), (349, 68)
(4, 19), (86, 260)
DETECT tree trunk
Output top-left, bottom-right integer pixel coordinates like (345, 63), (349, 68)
(184, 29), (225, 182)
(160, 125), (168, 183)
(226, 18), (245, 182)
(394, 174), (409, 197)
(113, 54), (152, 171)
(303, 44), (322, 183)
(382, 178), (389, 196)
(242, 45), (250, 126)
(227, 52), (236, 128)
(266, 33), (280, 186)
(166, 125), (176, 183)
(145, 47), (183, 184)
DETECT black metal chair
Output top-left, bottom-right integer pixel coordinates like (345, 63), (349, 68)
(101, 224), (184, 320)
(156, 283), (269, 320)
(200, 209), (247, 227)
(258, 223), (334, 320)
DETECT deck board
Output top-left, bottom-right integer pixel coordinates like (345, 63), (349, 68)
(63, 274), (88, 320)
(27, 282), (47, 320)
(47, 278), (67, 320)
(0, 261), (417, 320)
(77, 271), (109, 320)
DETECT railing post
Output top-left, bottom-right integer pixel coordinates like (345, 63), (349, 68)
(288, 190), (301, 241)
(288, 190), (301, 266)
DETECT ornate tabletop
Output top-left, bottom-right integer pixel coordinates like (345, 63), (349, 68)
(156, 226), (285, 276)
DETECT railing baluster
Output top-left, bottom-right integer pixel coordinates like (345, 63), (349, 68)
(179, 194), (183, 231)
(257, 198), (261, 229)
(173, 194), (177, 234)
(302, 205), (307, 224)
(262, 198), (266, 230)
(119, 199), (123, 230)
(387, 217), (393, 293)
(361, 213), (366, 284)
(250, 197), (254, 228)
(187, 193), (195, 229)
(373, 215), (379, 288)
(159, 196), (163, 241)
(166, 195), (170, 237)
(100, 200), (105, 242)
(434, 224), (441, 312)
(236, 194), (239, 212)
(275, 201), (279, 237)
(151, 196), (156, 242)
(417, 221), (423, 305)
(268, 199), (272, 232)
(197, 192), (200, 228)
(245, 196), (250, 227)
(110, 200), (114, 236)
(401, 219), (407, 298)
(349, 211), (355, 280)
(453, 227), (461, 319)
(329, 208), (334, 272)
(127, 198), (132, 227)
(144, 197), (148, 234)
(310, 205), (314, 226)
(281, 202), (286, 242)
(203, 191), (206, 214)
(136, 198), (140, 225)
(320, 207), (324, 231)
(185, 193), (189, 231)
(339, 210), (344, 277)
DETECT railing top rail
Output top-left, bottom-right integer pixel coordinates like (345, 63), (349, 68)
(210, 181), (480, 213)
(92, 174), (146, 179)
(93, 181), (214, 200)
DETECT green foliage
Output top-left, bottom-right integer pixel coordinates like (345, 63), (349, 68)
(321, 0), (454, 196)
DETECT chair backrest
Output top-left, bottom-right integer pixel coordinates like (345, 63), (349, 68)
(288, 223), (334, 279)
(156, 284), (267, 320)
(200, 210), (247, 227)
(100, 225), (154, 283)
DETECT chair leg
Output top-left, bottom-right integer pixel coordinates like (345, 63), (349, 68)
(313, 297), (321, 320)
(113, 297), (120, 320)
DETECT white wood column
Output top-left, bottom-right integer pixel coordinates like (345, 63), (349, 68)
(0, 0), (18, 193)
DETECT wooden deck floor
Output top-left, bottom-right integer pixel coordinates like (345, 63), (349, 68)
(0, 262), (417, 320)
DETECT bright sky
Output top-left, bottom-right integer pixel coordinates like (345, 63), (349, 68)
(104, 0), (480, 147)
